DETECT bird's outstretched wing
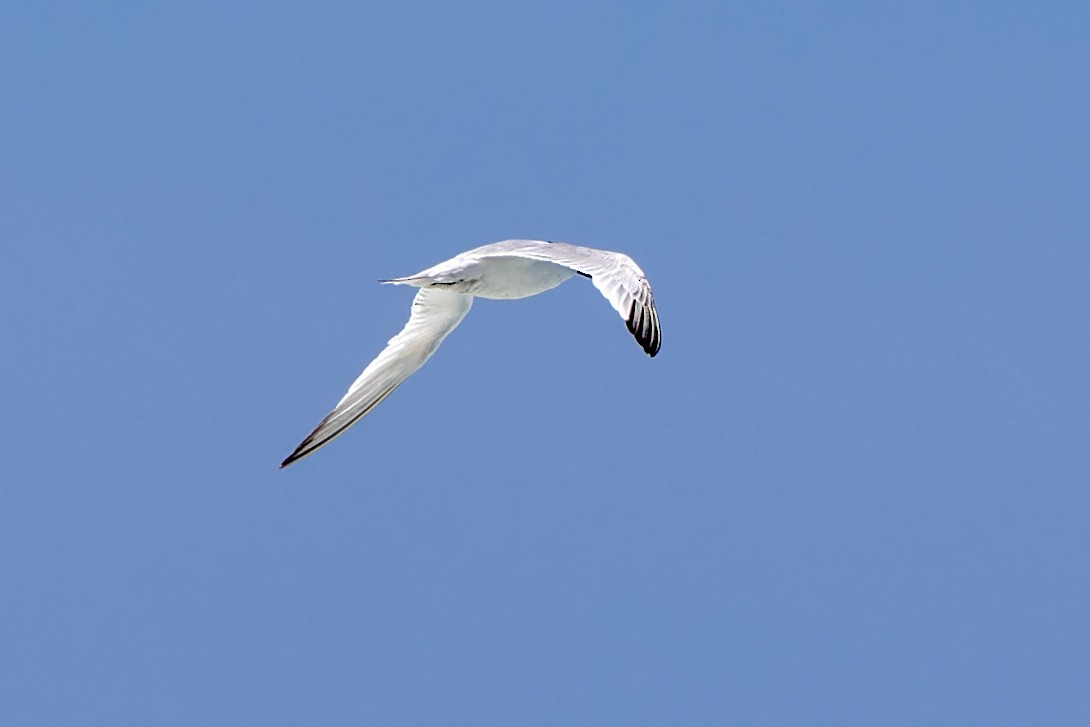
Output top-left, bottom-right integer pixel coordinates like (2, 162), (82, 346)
(281, 287), (472, 467)
(477, 240), (661, 356)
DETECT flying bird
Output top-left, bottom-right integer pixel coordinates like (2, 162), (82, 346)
(281, 240), (661, 468)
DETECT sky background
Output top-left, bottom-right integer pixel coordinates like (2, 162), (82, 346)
(3, 2), (1089, 725)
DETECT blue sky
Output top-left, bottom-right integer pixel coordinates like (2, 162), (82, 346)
(3, 2), (1089, 724)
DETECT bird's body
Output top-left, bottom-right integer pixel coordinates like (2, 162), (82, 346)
(281, 240), (661, 468)
(396, 245), (577, 298)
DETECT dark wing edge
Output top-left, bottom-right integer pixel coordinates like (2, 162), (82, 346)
(279, 383), (401, 468)
(623, 288), (661, 357)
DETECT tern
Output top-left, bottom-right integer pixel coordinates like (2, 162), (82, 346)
(281, 240), (661, 468)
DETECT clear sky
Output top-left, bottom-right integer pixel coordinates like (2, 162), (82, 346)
(3, 2), (1089, 725)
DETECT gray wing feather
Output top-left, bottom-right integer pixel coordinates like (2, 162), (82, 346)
(475, 240), (661, 356)
(281, 288), (472, 467)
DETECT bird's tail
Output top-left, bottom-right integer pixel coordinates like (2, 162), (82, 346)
(378, 276), (428, 286)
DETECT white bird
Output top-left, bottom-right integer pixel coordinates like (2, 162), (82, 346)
(281, 240), (661, 468)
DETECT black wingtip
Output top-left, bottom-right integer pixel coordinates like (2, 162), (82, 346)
(625, 299), (661, 357)
(280, 442), (309, 469)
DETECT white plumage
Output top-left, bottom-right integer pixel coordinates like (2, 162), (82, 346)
(281, 240), (661, 467)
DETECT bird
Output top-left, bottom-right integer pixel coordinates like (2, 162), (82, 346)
(281, 239), (661, 468)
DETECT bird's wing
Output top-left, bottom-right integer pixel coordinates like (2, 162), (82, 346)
(281, 287), (472, 467)
(478, 241), (661, 356)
